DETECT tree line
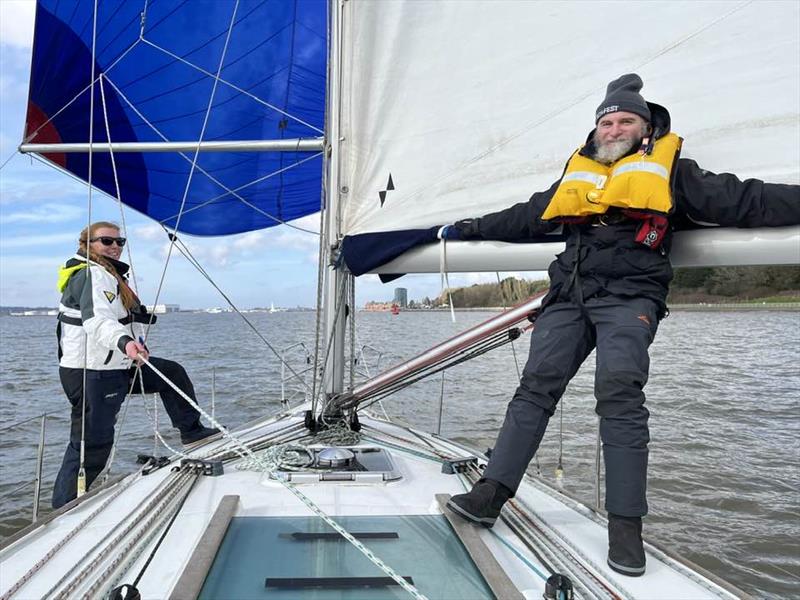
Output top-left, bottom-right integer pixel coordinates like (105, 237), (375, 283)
(430, 267), (800, 308)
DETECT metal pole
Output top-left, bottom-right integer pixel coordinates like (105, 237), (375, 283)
(211, 367), (217, 420)
(153, 394), (158, 457)
(31, 414), (46, 523)
(342, 292), (545, 405)
(19, 138), (324, 154)
(281, 353), (288, 406)
(595, 417), (602, 511)
(435, 372), (445, 435)
(322, 0), (347, 405)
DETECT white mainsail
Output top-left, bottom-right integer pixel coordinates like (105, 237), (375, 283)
(337, 0), (799, 271)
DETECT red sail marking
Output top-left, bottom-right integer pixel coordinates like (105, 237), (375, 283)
(25, 102), (67, 168)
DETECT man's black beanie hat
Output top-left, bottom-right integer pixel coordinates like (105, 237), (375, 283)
(595, 73), (652, 123)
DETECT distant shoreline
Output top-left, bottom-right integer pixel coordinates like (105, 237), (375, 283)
(371, 302), (800, 313)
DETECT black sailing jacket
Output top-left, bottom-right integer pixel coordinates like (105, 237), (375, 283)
(454, 107), (800, 318)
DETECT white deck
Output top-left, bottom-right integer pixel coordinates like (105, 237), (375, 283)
(0, 409), (740, 599)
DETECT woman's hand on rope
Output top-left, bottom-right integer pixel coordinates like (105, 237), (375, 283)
(125, 340), (149, 363)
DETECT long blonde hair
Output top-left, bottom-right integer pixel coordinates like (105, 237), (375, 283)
(78, 221), (138, 310)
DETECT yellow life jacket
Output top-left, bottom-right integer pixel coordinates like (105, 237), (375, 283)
(57, 262), (88, 292)
(541, 132), (682, 221)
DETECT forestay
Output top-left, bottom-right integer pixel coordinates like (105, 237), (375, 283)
(337, 1), (800, 274)
(24, 0), (327, 235)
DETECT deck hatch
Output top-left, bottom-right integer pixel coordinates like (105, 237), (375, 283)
(198, 515), (494, 599)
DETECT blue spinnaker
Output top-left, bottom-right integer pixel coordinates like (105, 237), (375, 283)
(26, 0), (327, 236)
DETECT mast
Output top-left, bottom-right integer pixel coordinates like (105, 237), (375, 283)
(321, 0), (348, 409)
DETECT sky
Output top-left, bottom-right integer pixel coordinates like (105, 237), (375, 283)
(0, 0), (542, 310)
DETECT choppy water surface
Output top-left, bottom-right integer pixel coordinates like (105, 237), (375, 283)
(1, 310), (798, 597)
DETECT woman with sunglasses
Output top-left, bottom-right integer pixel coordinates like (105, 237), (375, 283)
(52, 221), (218, 509)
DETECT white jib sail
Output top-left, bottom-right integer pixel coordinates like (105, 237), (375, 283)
(337, 0), (799, 271)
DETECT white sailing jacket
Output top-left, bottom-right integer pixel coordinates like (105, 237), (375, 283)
(57, 254), (146, 370)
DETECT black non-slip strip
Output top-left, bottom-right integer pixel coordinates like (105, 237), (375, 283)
(281, 531), (399, 541)
(265, 576), (414, 589)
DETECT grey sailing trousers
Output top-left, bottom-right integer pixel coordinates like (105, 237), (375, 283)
(483, 295), (659, 517)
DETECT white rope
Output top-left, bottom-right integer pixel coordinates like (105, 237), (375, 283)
(139, 354), (424, 598)
(238, 437), (425, 600)
(138, 356), (255, 464)
(439, 239), (456, 323)
(94, 76), (145, 480)
(277, 481), (427, 600)
(101, 76), (321, 234)
(98, 74), (139, 292)
(353, 330), (391, 421)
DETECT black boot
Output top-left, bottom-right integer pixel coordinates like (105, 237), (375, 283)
(181, 425), (220, 445)
(446, 479), (512, 527)
(607, 514), (646, 576)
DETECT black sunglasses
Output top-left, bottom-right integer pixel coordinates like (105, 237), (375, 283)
(91, 236), (127, 247)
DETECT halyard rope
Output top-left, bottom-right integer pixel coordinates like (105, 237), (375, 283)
(138, 356), (426, 599)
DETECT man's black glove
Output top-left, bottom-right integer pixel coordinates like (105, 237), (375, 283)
(436, 225), (462, 240)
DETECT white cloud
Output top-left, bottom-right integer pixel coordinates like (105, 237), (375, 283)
(0, 231), (76, 248)
(132, 223), (166, 241)
(0, 202), (84, 224)
(0, 1), (36, 49)
(0, 169), (86, 206)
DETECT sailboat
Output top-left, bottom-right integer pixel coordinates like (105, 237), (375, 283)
(2, 1), (798, 598)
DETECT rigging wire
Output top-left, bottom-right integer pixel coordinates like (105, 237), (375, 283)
(355, 326), (531, 414)
(164, 231), (313, 394)
(138, 36), (324, 135)
(100, 75), (322, 235)
(310, 154), (331, 416)
(495, 273), (522, 379)
(0, 149), (17, 172)
(76, 0), (102, 501)
(494, 272), (541, 475)
(95, 73), (147, 480)
(348, 274), (356, 391)
(141, 0), (241, 340)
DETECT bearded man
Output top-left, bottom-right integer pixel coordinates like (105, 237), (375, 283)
(439, 74), (800, 576)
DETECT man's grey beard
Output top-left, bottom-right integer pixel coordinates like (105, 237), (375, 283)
(592, 121), (649, 164)
(593, 138), (638, 164)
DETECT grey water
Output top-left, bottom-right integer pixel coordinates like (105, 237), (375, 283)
(0, 310), (798, 598)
